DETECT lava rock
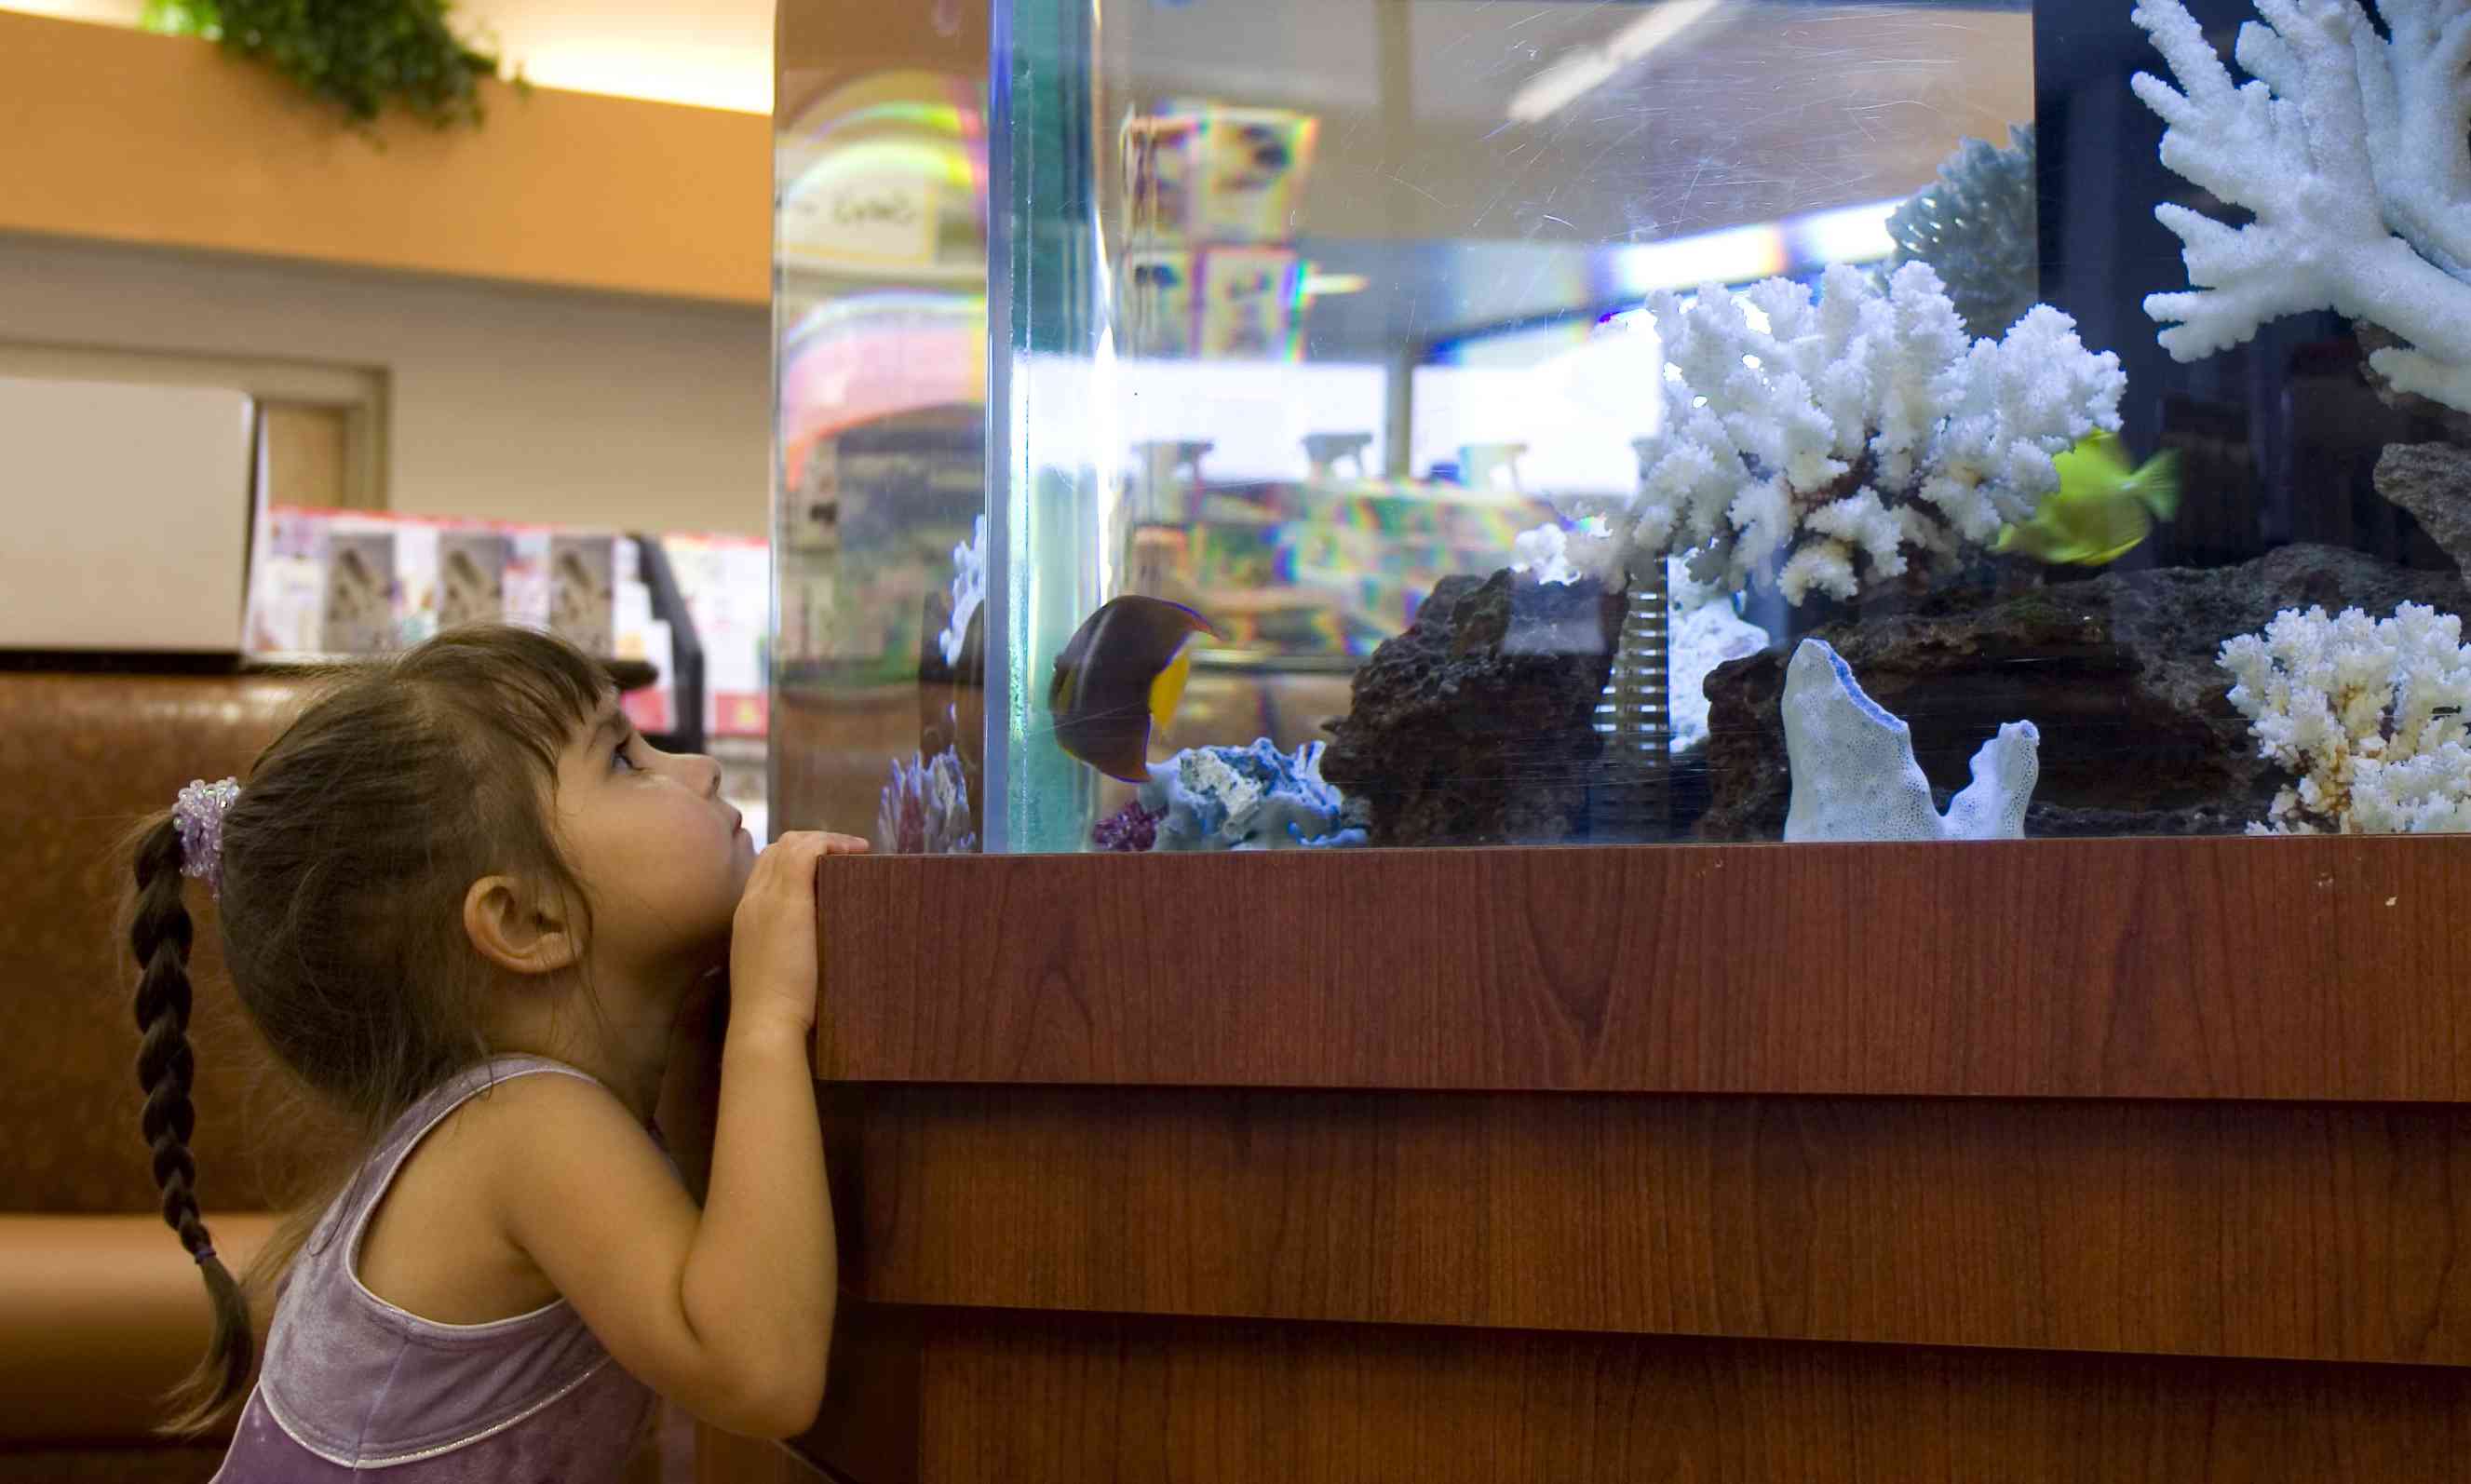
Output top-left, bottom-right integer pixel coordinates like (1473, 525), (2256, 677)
(1698, 544), (2471, 841)
(1322, 568), (1623, 845)
(2374, 442), (2471, 584)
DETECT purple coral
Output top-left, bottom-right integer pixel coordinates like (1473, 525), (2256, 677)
(1093, 799), (1165, 852)
(874, 748), (979, 856)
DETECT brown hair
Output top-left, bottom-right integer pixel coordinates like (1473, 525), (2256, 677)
(121, 625), (614, 1432)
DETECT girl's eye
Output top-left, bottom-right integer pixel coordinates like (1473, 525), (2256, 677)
(613, 740), (639, 773)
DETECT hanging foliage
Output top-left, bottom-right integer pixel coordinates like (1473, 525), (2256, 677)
(141, 0), (508, 129)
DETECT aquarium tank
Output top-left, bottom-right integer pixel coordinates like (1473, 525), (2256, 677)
(773, 0), (2471, 855)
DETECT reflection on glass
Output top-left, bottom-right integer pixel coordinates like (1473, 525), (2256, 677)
(772, 67), (991, 851)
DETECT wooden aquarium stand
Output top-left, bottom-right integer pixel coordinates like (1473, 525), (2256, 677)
(790, 835), (2471, 1481)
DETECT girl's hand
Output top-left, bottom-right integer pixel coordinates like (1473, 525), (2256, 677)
(727, 830), (869, 1034)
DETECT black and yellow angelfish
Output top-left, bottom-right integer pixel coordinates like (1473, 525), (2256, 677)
(1994, 432), (2181, 567)
(1048, 595), (1221, 782)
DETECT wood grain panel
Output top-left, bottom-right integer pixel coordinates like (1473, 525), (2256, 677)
(816, 835), (2471, 1100)
(841, 1086), (2471, 1367)
(797, 1303), (2471, 1484)
(695, 1428), (836, 1484)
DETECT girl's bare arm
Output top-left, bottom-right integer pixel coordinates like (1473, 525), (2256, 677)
(481, 833), (850, 1437)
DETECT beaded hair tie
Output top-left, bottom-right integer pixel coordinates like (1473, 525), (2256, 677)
(172, 777), (240, 899)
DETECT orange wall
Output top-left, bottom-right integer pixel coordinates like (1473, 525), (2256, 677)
(0, 10), (769, 305)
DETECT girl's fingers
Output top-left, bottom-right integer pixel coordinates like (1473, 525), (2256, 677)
(765, 830), (867, 856)
(749, 834), (829, 887)
(742, 831), (860, 899)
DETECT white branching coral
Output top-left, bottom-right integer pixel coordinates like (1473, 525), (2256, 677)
(1601, 262), (2123, 606)
(1508, 518), (1616, 587)
(1510, 523), (1584, 586)
(1887, 124), (2040, 340)
(2220, 602), (2471, 833)
(2131, 0), (2471, 413)
(937, 514), (986, 668)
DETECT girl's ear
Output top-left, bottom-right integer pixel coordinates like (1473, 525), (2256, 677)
(462, 875), (580, 977)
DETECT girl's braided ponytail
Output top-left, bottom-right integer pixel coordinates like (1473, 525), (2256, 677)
(128, 813), (251, 1429)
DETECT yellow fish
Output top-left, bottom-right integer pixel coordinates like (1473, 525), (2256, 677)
(1994, 432), (2181, 567)
(1048, 596), (1220, 782)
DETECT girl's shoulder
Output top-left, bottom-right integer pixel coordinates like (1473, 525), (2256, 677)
(445, 1064), (675, 1194)
(353, 1061), (668, 1327)
(441, 1059), (719, 1416)
(449, 1066), (685, 1235)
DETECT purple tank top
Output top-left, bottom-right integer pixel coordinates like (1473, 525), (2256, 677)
(210, 1057), (658, 1482)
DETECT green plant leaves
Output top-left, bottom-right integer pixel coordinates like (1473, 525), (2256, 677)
(141, 0), (504, 130)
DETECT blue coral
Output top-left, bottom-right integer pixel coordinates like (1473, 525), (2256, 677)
(1137, 738), (1366, 851)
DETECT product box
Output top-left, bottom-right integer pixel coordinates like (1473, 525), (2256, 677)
(389, 519), (441, 646)
(1192, 107), (1317, 244)
(1121, 250), (1196, 358)
(439, 530), (512, 631)
(664, 533), (773, 737)
(549, 533), (617, 656)
(318, 528), (397, 655)
(245, 508), (330, 655)
(1196, 246), (1302, 359)
(504, 525), (553, 632)
(1121, 114), (1199, 245)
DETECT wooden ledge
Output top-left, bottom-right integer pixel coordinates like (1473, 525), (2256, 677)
(816, 834), (2471, 1101)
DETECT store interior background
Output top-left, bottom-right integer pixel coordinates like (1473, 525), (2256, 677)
(3, 0), (785, 842)
(4, 0), (777, 533)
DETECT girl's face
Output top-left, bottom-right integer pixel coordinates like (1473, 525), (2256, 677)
(553, 695), (756, 984)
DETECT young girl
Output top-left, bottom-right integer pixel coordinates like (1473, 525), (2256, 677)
(123, 625), (866, 1479)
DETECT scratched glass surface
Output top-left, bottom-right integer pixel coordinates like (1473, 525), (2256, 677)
(775, 0), (2471, 856)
